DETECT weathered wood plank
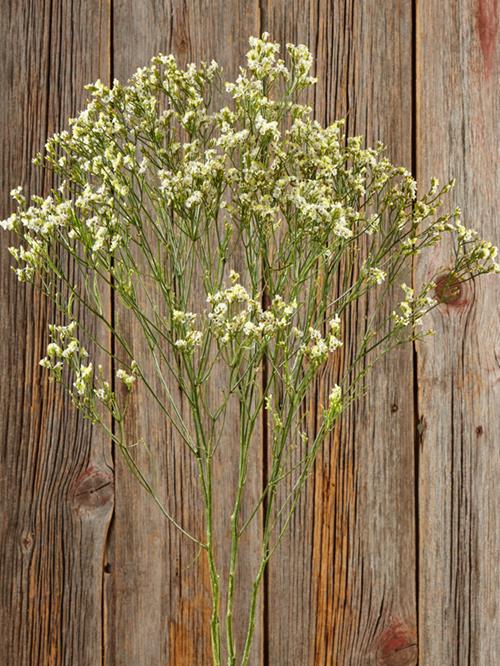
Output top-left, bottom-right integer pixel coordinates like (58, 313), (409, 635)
(262, 3), (417, 664)
(110, 3), (262, 664)
(2, 3), (497, 664)
(416, 1), (500, 663)
(0, 2), (112, 665)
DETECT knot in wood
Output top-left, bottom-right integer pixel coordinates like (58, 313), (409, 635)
(20, 530), (34, 554)
(434, 272), (466, 305)
(378, 618), (417, 665)
(70, 466), (113, 513)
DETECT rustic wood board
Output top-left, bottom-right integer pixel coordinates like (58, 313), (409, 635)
(1, 1), (499, 664)
(110, 3), (262, 665)
(262, 3), (417, 664)
(416, 1), (500, 663)
(0, 2), (112, 665)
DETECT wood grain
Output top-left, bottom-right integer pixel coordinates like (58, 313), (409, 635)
(1, 1), (499, 664)
(262, 3), (417, 664)
(110, 3), (262, 664)
(416, 1), (500, 663)
(0, 2), (112, 665)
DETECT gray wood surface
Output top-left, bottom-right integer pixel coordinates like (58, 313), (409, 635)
(0, 2), (112, 665)
(416, 1), (500, 664)
(262, 3), (417, 664)
(110, 4), (262, 664)
(0, 1), (497, 664)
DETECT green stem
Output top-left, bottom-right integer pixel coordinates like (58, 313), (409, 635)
(225, 395), (250, 664)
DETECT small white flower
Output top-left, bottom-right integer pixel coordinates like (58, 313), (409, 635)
(185, 191), (202, 209)
(116, 368), (136, 390)
(364, 266), (386, 286)
(74, 363), (93, 396)
(325, 384), (342, 427)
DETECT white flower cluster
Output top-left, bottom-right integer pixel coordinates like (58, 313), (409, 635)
(361, 264), (387, 286)
(93, 370), (114, 406)
(1, 32), (498, 475)
(216, 118), (250, 151)
(2, 181), (127, 281)
(228, 32), (315, 95)
(2, 32), (496, 301)
(8, 236), (47, 282)
(301, 315), (343, 367)
(173, 309), (203, 354)
(392, 283), (437, 328)
(455, 220), (499, 275)
(74, 363), (94, 397)
(39, 321), (92, 397)
(286, 42), (317, 88)
(245, 33), (287, 81)
(254, 113), (280, 142)
(74, 184), (124, 255)
(172, 274), (344, 369)
(324, 384), (343, 429)
(17, 53), (223, 265)
(39, 322), (130, 412)
(207, 271), (298, 346)
(2, 190), (71, 236)
(158, 146), (224, 210)
(2, 193), (75, 281)
(288, 181), (354, 240)
(116, 361), (139, 391)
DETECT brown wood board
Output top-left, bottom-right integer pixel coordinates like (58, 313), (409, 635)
(0, 2), (498, 664)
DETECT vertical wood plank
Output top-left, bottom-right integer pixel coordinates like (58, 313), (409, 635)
(110, 3), (262, 664)
(3, 3), (496, 664)
(416, 1), (500, 663)
(0, 2), (112, 665)
(262, 2), (417, 663)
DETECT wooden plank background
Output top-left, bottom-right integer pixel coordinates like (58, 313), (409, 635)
(0, 1), (498, 664)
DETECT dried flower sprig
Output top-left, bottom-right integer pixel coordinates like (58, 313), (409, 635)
(2, 33), (498, 665)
